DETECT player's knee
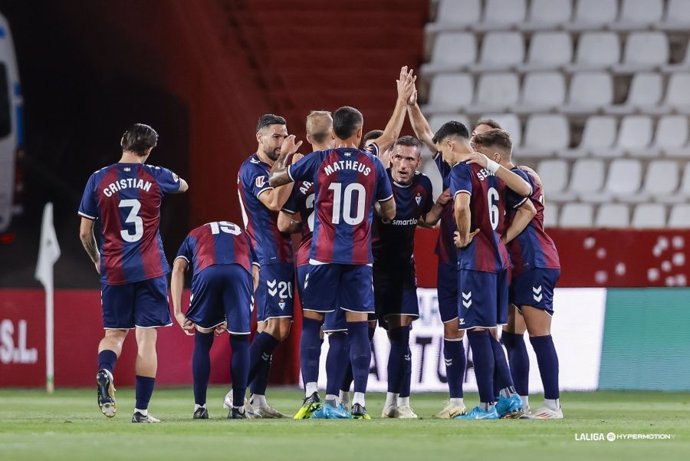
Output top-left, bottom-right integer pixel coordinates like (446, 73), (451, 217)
(443, 323), (463, 340)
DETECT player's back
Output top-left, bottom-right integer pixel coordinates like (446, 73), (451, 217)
(306, 147), (392, 265)
(79, 162), (179, 285)
(506, 168), (560, 275)
(181, 221), (253, 277)
(237, 154), (292, 265)
(283, 180), (314, 267)
(451, 161), (509, 273)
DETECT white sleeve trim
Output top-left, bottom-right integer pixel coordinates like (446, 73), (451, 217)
(287, 165), (295, 182)
(453, 190), (471, 199)
(174, 255), (190, 263)
(378, 194), (394, 203)
(78, 211), (97, 220)
(513, 196), (529, 209)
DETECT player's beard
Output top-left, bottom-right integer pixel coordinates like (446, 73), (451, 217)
(264, 147), (280, 162)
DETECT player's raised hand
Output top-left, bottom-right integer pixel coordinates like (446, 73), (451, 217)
(408, 88), (418, 106)
(454, 229), (480, 248)
(280, 134), (303, 157)
(175, 312), (195, 336)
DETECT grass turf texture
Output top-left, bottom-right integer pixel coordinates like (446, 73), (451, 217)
(1, 388), (688, 461)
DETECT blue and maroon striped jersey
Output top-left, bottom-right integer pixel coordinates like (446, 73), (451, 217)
(288, 147), (393, 265)
(434, 152), (457, 265)
(175, 221), (253, 277)
(506, 168), (561, 276)
(237, 153), (293, 266)
(78, 162), (182, 285)
(450, 161), (510, 273)
(282, 180), (314, 267)
(372, 170), (433, 263)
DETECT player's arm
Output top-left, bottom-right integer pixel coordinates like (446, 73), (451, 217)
(171, 257), (194, 335)
(504, 200), (537, 244)
(406, 89), (437, 154)
(378, 197), (396, 222)
(78, 217), (100, 274)
(418, 189), (451, 228)
(268, 135), (303, 189)
(467, 153), (532, 197)
(258, 183), (294, 212)
(453, 192), (479, 248)
(176, 178), (189, 193)
(277, 210), (303, 234)
(371, 66), (417, 155)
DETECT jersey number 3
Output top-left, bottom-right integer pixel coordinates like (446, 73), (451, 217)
(119, 199), (143, 242)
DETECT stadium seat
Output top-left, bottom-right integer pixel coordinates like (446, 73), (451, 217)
(568, 158), (606, 198)
(513, 71), (566, 113)
(559, 203), (594, 227)
(423, 73), (474, 113)
(631, 203), (667, 228)
(543, 202), (559, 227)
(473, 32), (524, 72)
(595, 203), (630, 227)
(601, 159), (644, 203)
(615, 116), (659, 158)
(565, 116), (618, 158)
(478, 113), (522, 146)
(566, 32), (620, 72)
(606, 72), (664, 115)
(562, 72), (614, 114)
(537, 159), (574, 202)
(656, 0), (690, 31)
(518, 32), (572, 72)
(422, 32), (477, 74)
(471, 72), (520, 113)
(613, 32), (669, 73)
(428, 113), (470, 133)
(516, 114), (569, 158)
(473, 0), (526, 31)
(566, 0), (618, 31)
(642, 160), (680, 203)
(655, 115), (690, 156)
(426, 0), (481, 32)
(675, 162), (690, 201)
(660, 73), (690, 113)
(668, 204), (690, 228)
(520, 0), (572, 31)
(610, 0), (664, 30)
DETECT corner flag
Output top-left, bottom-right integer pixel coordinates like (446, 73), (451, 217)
(35, 202), (60, 393)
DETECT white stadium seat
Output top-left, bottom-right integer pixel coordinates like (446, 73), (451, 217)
(566, 116), (618, 158)
(478, 113), (522, 147)
(543, 203), (559, 228)
(604, 159), (643, 202)
(610, 0), (664, 30)
(537, 159), (573, 202)
(606, 73), (664, 115)
(668, 204), (690, 228)
(474, 0), (526, 31)
(427, 0), (481, 32)
(566, 0), (618, 30)
(423, 73), (473, 113)
(473, 32), (524, 71)
(642, 160), (680, 202)
(656, 0), (690, 31)
(595, 203), (630, 227)
(568, 158), (606, 196)
(562, 72), (614, 114)
(654, 116), (690, 155)
(567, 32), (620, 71)
(516, 114), (569, 158)
(472, 72), (520, 113)
(616, 116), (658, 158)
(676, 162), (690, 201)
(519, 32), (573, 72)
(661, 73), (690, 113)
(427, 113), (470, 133)
(514, 71), (566, 113)
(521, 0), (572, 31)
(559, 203), (594, 227)
(422, 32), (477, 74)
(631, 203), (667, 228)
(614, 32), (669, 73)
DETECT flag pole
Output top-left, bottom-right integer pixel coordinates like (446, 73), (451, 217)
(46, 284), (54, 394)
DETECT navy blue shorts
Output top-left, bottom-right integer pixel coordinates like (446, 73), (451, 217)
(101, 275), (171, 329)
(299, 264), (347, 331)
(374, 259), (419, 321)
(510, 268), (560, 315)
(302, 263), (374, 314)
(255, 262), (294, 322)
(458, 269), (509, 330)
(185, 264), (252, 334)
(437, 262), (459, 323)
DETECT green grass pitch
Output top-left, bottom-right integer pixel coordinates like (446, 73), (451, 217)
(1, 388), (688, 461)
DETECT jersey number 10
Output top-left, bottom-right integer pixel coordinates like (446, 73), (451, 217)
(328, 182), (366, 225)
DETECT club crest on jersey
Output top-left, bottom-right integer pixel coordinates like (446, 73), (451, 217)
(415, 193), (422, 206)
(255, 176), (267, 188)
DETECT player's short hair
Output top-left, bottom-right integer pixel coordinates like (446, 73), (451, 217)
(121, 123), (158, 155)
(362, 129), (383, 146)
(432, 120), (470, 144)
(306, 110), (333, 144)
(394, 135), (423, 153)
(472, 128), (513, 155)
(474, 118), (502, 130)
(256, 114), (287, 133)
(333, 106), (363, 140)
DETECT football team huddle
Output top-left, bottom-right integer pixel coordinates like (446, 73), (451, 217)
(78, 66), (562, 423)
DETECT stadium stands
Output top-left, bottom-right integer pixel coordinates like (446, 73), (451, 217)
(422, 0), (690, 227)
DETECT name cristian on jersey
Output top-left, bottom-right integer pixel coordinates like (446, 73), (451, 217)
(102, 177), (153, 197)
(323, 159), (371, 177)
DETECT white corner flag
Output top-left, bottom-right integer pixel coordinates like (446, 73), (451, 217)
(35, 202), (61, 394)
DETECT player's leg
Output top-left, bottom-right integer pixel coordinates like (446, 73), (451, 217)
(434, 262), (467, 418)
(97, 283), (134, 418)
(375, 266), (402, 417)
(130, 275), (171, 423)
(395, 264), (421, 419)
(523, 269), (562, 419)
(341, 264), (375, 420)
(387, 314), (416, 418)
(502, 304), (530, 411)
(456, 270), (499, 420)
(315, 311), (351, 419)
